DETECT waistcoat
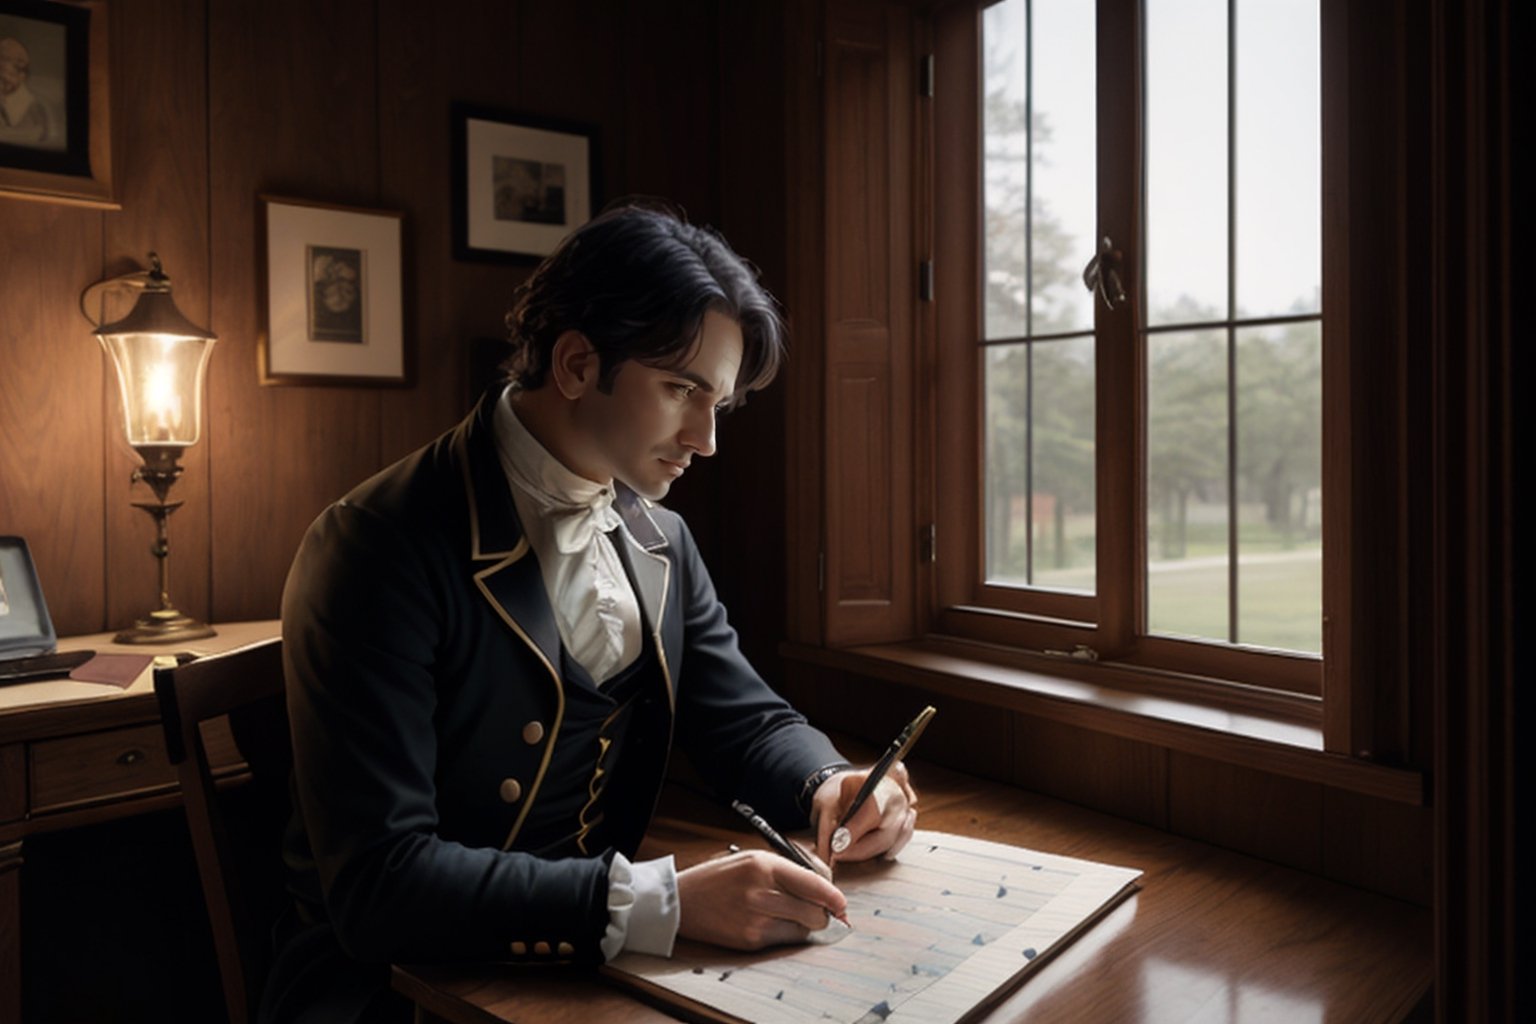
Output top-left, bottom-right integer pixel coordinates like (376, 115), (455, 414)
(512, 627), (667, 860)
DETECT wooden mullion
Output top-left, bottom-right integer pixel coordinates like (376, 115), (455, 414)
(1318, 0), (1355, 752)
(1094, 0), (1142, 657)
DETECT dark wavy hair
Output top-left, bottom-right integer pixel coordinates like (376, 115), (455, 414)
(503, 199), (785, 408)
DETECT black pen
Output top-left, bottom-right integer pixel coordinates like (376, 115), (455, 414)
(830, 704), (936, 855)
(731, 799), (823, 875)
(731, 798), (854, 927)
(730, 799), (850, 927)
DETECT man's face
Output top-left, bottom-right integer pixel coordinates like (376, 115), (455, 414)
(567, 309), (744, 500)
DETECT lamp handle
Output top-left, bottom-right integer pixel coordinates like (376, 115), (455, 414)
(79, 253), (166, 327)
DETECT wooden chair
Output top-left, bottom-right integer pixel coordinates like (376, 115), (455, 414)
(154, 637), (290, 1024)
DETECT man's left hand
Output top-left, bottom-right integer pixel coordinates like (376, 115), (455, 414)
(810, 763), (918, 865)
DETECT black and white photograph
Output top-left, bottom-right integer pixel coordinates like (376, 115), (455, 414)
(453, 103), (594, 262)
(261, 196), (405, 385)
(492, 155), (566, 225)
(307, 244), (365, 343)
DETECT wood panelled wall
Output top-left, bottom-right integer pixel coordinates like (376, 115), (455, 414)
(1, 0), (791, 664)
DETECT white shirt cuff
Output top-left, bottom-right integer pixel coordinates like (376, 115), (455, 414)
(600, 852), (679, 960)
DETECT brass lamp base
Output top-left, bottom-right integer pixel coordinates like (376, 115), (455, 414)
(114, 608), (217, 645)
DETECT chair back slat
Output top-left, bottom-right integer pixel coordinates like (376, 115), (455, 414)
(154, 637), (287, 1024)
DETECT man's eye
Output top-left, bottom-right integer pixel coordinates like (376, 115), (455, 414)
(670, 382), (696, 398)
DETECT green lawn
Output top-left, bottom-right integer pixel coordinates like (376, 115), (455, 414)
(1007, 544), (1322, 655)
(1148, 549), (1322, 653)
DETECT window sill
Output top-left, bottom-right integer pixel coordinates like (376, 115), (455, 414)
(780, 637), (1423, 805)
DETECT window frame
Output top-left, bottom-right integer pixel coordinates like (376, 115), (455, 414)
(927, 0), (1333, 710)
(786, 0), (1421, 775)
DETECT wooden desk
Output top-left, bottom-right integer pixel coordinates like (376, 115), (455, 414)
(395, 762), (1431, 1023)
(0, 620), (281, 1022)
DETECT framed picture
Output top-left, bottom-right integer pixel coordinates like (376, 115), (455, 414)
(0, 0), (114, 208)
(452, 103), (597, 263)
(0, 536), (56, 657)
(259, 196), (408, 386)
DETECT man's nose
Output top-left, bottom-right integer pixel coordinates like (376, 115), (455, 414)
(680, 404), (717, 457)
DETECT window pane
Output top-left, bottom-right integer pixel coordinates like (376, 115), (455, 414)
(983, 0), (1030, 340)
(984, 340), (1096, 591)
(1146, 0), (1229, 325)
(1030, 336), (1096, 590)
(1236, 323), (1321, 652)
(984, 344), (1031, 582)
(1147, 329), (1229, 639)
(983, 0), (1098, 597)
(1030, 0), (1096, 335)
(983, 0), (1095, 339)
(1235, 0), (1320, 317)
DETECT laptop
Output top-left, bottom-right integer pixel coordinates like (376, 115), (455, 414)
(1, 536), (93, 684)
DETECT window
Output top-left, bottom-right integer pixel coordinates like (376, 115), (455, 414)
(935, 0), (1325, 698)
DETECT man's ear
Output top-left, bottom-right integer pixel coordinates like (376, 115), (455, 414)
(549, 330), (600, 399)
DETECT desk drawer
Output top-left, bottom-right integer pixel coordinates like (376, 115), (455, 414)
(30, 725), (176, 814)
(27, 717), (247, 817)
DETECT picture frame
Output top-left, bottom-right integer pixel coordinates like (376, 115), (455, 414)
(0, 536), (57, 658)
(452, 102), (597, 263)
(259, 195), (408, 387)
(0, 0), (115, 208)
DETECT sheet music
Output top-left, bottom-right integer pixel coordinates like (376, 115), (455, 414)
(608, 830), (1142, 1024)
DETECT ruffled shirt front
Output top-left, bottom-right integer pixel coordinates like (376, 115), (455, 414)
(494, 389), (642, 685)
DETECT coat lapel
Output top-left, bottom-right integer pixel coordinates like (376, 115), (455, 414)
(455, 392), (562, 677)
(613, 485), (676, 711)
(455, 391), (680, 713)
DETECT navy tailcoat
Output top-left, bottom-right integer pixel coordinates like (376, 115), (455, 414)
(278, 391), (843, 973)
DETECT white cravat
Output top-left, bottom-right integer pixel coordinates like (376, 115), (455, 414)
(494, 388), (643, 685)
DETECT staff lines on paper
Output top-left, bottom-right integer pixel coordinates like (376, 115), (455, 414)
(610, 831), (1143, 1024)
(669, 841), (1076, 1017)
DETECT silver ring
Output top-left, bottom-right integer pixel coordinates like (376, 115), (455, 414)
(830, 827), (851, 854)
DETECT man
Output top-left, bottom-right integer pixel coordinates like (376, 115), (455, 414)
(267, 202), (917, 1022)
(0, 36), (49, 147)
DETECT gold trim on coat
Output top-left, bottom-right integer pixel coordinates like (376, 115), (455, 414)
(459, 446), (567, 852)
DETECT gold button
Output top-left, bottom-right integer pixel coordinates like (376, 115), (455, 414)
(534, 941), (551, 956)
(522, 720), (545, 745)
(557, 942), (574, 956)
(499, 777), (523, 803)
(510, 941), (527, 955)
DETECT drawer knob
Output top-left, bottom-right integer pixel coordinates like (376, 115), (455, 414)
(116, 749), (146, 767)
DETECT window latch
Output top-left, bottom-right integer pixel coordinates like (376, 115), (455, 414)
(1081, 236), (1127, 310)
(1043, 644), (1100, 662)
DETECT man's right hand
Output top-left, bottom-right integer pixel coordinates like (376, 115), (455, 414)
(676, 850), (847, 950)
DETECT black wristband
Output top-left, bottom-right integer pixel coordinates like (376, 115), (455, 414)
(798, 762), (854, 815)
